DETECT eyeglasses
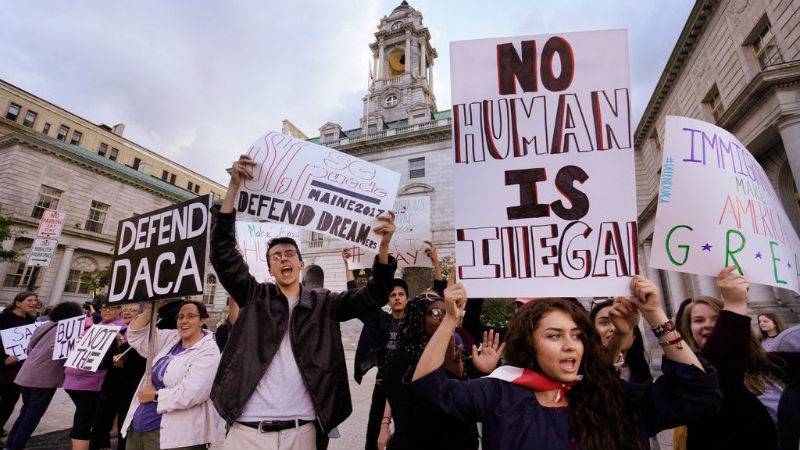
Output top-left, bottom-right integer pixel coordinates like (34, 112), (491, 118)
(269, 249), (298, 262)
(100, 306), (121, 311)
(177, 313), (200, 321)
(426, 308), (444, 320)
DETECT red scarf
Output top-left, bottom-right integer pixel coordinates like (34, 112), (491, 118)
(487, 365), (582, 405)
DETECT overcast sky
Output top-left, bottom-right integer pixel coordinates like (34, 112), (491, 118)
(1, 1), (693, 185)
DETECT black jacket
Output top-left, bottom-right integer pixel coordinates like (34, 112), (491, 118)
(208, 207), (396, 448)
(354, 308), (394, 384)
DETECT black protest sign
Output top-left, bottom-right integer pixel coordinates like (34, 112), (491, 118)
(108, 194), (211, 305)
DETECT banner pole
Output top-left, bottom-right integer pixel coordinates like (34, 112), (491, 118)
(144, 302), (158, 377)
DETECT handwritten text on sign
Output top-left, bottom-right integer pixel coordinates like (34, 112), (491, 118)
(235, 221), (303, 283)
(64, 324), (121, 372)
(236, 132), (400, 251)
(451, 30), (638, 297)
(52, 315), (86, 360)
(0, 323), (44, 360)
(650, 116), (800, 293)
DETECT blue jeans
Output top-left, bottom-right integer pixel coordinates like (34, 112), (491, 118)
(5, 386), (56, 450)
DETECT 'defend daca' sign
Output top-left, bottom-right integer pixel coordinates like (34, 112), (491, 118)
(108, 195), (211, 305)
(236, 132), (401, 251)
(451, 30), (638, 298)
(650, 116), (800, 293)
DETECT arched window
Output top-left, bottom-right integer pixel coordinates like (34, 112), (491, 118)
(203, 274), (217, 306)
(304, 265), (324, 290)
(64, 256), (98, 294)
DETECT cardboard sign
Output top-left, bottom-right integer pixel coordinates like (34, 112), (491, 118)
(26, 238), (58, 267)
(236, 221), (303, 282)
(52, 315), (86, 360)
(36, 209), (66, 238)
(108, 195), (211, 305)
(650, 116), (800, 293)
(451, 30), (638, 297)
(0, 323), (44, 360)
(348, 196), (433, 269)
(236, 132), (401, 251)
(63, 324), (122, 372)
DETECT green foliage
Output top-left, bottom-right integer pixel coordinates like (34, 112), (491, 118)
(439, 255), (455, 280)
(81, 266), (112, 294)
(0, 208), (20, 263)
(480, 298), (515, 328)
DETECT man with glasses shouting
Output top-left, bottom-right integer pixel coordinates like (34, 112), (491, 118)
(209, 154), (398, 450)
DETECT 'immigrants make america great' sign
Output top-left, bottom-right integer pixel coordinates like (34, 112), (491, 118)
(236, 132), (401, 251)
(451, 30), (638, 297)
(650, 116), (800, 293)
(108, 195), (211, 304)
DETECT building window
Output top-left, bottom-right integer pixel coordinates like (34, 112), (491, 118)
(42, 123), (51, 135)
(5, 103), (21, 121)
(309, 232), (324, 248)
(161, 170), (169, 181)
(169, 174), (176, 185)
(194, 184), (200, 194)
(3, 260), (34, 288)
(98, 143), (108, 157)
(22, 110), (37, 128)
(705, 86), (724, 123)
(109, 148), (118, 161)
(188, 181), (194, 191)
(85, 201), (109, 233)
(63, 257), (98, 294)
(132, 158), (141, 171)
(409, 157), (425, 178)
(384, 94), (399, 107)
(57, 125), (70, 141)
(31, 185), (63, 219)
(203, 274), (217, 306)
(752, 22), (783, 69)
(70, 130), (82, 146)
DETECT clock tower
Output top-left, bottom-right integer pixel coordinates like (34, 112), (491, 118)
(362, 1), (438, 130)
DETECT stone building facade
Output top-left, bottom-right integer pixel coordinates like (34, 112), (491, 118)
(635, 0), (800, 320)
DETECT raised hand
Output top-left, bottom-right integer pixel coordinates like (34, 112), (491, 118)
(716, 265), (749, 314)
(424, 240), (438, 262)
(230, 154), (255, 187)
(443, 282), (466, 321)
(608, 297), (641, 337)
(373, 211), (396, 246)
(630, 275), (661, 314)
(341, 248), (351, 264)
(472, 329), (506, 374)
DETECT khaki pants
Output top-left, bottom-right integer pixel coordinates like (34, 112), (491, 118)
(222, 422), (316, 450)
(126, 428), (208, 450)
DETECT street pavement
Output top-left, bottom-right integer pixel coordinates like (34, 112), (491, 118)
(6, 318), (674, 449)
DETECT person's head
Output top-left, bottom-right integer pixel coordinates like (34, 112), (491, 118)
(98, 300), (121, 323)
(266, 237), (304, 288)
(505, 298), (644, 450)
(176, 301), (209, 342)
(388, 279), (409, 314)
(11, 291), (38, 316)
(679, 296), (723, 351)
(757, 313), (785, 339)
(395, 293), (440, 358)
(49, 301), (83, 322)
(424, 298), (445, 338)
(589, 299), (615, 346)
(513, 297), (534, 313)
(121, 303), (143, 325)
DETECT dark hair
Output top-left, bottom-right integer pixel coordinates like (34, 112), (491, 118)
(12, 291), (37, 310)
(266, 237), (302, 262)
(391, 279), (409, 297)
(178, 300), (209, 319)
(757, 313), (786, 341)
(589, 300), (652, 383)
(50, 302), (84, 322)
(505, 298), (645, 450)
(674, 297), (693, 325)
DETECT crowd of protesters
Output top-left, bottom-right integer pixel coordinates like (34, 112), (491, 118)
(0, 154), (796, 450)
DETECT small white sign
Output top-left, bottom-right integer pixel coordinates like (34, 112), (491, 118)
(26, 238), (58, 267)
(52, 315), (86, 360)
(0, 323), (44, 360)
(64, 324), (122, 372)
(36, 210), (66, 238)
(236, 221), (303, 283)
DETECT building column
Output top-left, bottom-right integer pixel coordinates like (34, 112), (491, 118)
(48, 246), (74, 305)
(777, 115), (800, 186)
(689, 274), (718, 297)
(420, 42), (426, 79)
(0, 238), (15, 285)
(405, 34), (411, 74)
(663, 269), (688, 317)
(378, 39), (385, 80)
(429, 62), (434, 93)
(641, 242), (665, 297)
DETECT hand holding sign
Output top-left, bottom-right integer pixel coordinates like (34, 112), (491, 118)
(230, 154), (256, 188)
(716, 266), (749, 314)
(374, 210), (396, 264)
(4, 356), (18, 365)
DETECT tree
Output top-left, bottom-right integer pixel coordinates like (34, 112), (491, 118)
(0, 208), (19, 262)
(81, 265), (112, 296)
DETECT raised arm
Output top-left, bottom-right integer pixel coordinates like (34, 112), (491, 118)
(413, 281), (467, 381)
(343, 248), (357, 290)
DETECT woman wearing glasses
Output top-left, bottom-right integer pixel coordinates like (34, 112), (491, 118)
(121, 300), (223, 450)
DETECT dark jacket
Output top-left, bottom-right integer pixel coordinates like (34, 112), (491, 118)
(208, 207), (396, 449)
(688, 310), (778, 450)
(354, 308), (393, 384)
(0, 308), (34, 383)
(411, 357), (721, 450)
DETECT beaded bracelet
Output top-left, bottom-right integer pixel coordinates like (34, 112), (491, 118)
(650, 320), (677, 338)
(658, 330), (684, 349)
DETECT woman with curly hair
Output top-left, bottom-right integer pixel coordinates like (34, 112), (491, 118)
(411, 276), (722, 450)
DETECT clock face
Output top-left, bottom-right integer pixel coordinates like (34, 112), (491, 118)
(391, 21), (402, 30)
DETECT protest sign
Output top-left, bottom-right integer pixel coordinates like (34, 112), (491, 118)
(108, 195), (211, 305)
(451, 30), (638, 297)
(236, 221), (303, 282)
(52, 315), (86, 360)
(64, 324), (122, 372)
(348, 196), (433, 269)
(0, 322), (44, 360)
(236, 132), (401, 251)
(650, 116), (800, 293)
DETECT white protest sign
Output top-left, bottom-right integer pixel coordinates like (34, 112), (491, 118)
(348, 196), (433, 269)
(52, 315), (86, 360)
(236, 132), (401, 252)
(64, 324), (122, 372)
(1, 323), (44, 360)
(451, 30), (638, 297)
(36, 209), (66, 238)
(650, 116), (800, 293)
(236, 221), (303, 283)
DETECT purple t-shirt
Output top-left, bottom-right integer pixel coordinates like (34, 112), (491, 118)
(131, 342), (185, 432)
